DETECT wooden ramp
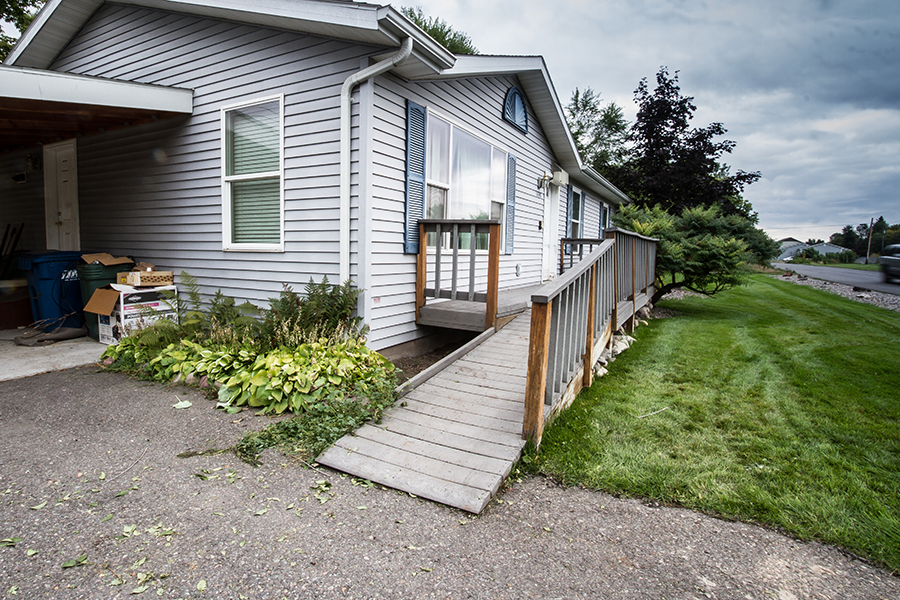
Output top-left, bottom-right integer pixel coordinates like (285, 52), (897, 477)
(317, 314), (530, 513)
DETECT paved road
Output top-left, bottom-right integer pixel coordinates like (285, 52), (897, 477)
(774, 262), (900, 295)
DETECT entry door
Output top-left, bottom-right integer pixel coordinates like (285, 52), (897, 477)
(541, 184), (559, 280)
(43, 140), (80, 251)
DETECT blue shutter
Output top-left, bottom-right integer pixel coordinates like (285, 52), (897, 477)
(405, 101), (427, 254)
(565, 185), (574, 238)
(505, 154), (517, 254)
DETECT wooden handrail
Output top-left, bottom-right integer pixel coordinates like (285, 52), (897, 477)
(524, 227), (658, 447)
(559, 237), (605, 275)
(415, 219), (501, 331)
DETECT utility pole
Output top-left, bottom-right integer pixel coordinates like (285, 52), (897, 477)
(865, 217), (874, 264)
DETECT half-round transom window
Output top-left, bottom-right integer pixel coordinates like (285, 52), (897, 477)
(504, 87), (528, 134)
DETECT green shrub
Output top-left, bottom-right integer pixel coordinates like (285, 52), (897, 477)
(102, 273), (393, 413)
(258, 277), (364, 351)
(213, 337), (395, 415)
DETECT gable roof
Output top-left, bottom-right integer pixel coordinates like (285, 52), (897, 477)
(423, 55), (630, 205)
(6, 0), (455, 79)
(6, 0), (630, 205)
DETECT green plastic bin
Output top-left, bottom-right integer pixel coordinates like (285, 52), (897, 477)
(78, 261), (133, 339)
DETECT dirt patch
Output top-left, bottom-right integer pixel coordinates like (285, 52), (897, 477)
(650, 305), (682, 319)
(1, 369), (898, 599)
(391, 339), (469, 382)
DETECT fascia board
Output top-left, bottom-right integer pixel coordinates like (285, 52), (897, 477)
(0, 65), (193, 113)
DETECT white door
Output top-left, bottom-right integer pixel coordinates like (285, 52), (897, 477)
(43, 140), (80, 251)
(541, 184), (559, 281)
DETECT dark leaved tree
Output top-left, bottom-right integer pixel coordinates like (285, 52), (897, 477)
(606, 67), (760, 218)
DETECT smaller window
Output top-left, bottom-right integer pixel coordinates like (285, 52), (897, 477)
(570, 188), (582, 239)
(503, 87), (528, 134)
(221, 95), (284, 251)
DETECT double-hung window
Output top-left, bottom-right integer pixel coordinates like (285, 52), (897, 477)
(425, 113), (509, 250)
(221, 95), (284, 251)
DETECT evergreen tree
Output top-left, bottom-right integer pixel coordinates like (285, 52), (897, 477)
(606, 67), (760, 218)
(401, 6), (478, 55)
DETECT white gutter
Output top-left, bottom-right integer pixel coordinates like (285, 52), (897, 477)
(339, 37), (413, 283)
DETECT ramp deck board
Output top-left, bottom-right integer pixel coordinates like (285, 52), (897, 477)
(317, 312), (530, 514)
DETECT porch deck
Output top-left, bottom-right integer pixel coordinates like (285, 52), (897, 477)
(417, 284), (540, 331)
(316, 313), (531, 513)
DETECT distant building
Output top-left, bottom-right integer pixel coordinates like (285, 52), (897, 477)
(777, 238), (850, 261)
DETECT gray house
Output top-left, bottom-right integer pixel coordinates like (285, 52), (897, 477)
(0, 0), (630, 353)
(777, 238), (851, 262)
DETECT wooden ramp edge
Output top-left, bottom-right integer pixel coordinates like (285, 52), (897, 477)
(317, 313), (531, 514)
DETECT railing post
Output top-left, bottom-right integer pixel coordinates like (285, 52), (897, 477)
(605, 229), (619, 330)
(646, 239), (651, 296)
(485, 223), (500, 330)
(524, 301), (552, 447)
(416, 221), (426, 323)
(583, 262), (597, 388)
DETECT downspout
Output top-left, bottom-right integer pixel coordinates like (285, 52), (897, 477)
(340, 37), (414, 283)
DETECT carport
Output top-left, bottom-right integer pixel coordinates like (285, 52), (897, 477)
(0, 65), (193, 378)
(0, 64), (193, 154)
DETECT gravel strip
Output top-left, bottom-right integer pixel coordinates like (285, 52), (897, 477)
(773, 272), (900, 312)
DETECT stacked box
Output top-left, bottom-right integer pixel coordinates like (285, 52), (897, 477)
(116, 271), (174, 287)
(84, 285), (178, 345)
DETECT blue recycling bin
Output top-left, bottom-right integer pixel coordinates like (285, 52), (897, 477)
(17, 251), (84, 330)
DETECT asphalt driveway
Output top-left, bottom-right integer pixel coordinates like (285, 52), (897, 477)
(1, 367), (898, 599)
(774, 262), (900, 295)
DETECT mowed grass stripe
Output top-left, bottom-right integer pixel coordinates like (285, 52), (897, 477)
(528, 274), (900, 572)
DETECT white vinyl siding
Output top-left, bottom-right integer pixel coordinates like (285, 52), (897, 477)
(46, 3), (376, 309)
(365, 74), (554, 349)
(222, 95), (284, 251)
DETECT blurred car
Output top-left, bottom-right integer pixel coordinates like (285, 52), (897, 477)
(880, 244), (900, 283)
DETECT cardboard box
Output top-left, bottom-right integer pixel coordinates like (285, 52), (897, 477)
(81, 253), (134, 267)
(84, 284), (178, 345)
(116, 271), (174, 287)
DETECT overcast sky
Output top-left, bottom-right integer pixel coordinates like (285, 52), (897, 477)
(412, 0), (900, 242)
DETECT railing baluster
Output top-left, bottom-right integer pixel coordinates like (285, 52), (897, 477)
(451, 224), (459, 300)
(434, 223), (442, 300)
(468, 223), (476, 301)
(545, 295), (560, 406)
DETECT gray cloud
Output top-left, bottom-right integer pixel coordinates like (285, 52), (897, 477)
(422, 0), (900, 240)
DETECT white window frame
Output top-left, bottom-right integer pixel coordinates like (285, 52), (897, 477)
(221, 94), (285, 252)
(424, 110), (509, 252)
(569, 186), (583, 239)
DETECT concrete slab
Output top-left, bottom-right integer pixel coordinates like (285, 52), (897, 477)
(0, 328), (106, 381)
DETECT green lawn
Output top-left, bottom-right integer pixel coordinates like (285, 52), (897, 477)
(527, 274), (900, 571)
